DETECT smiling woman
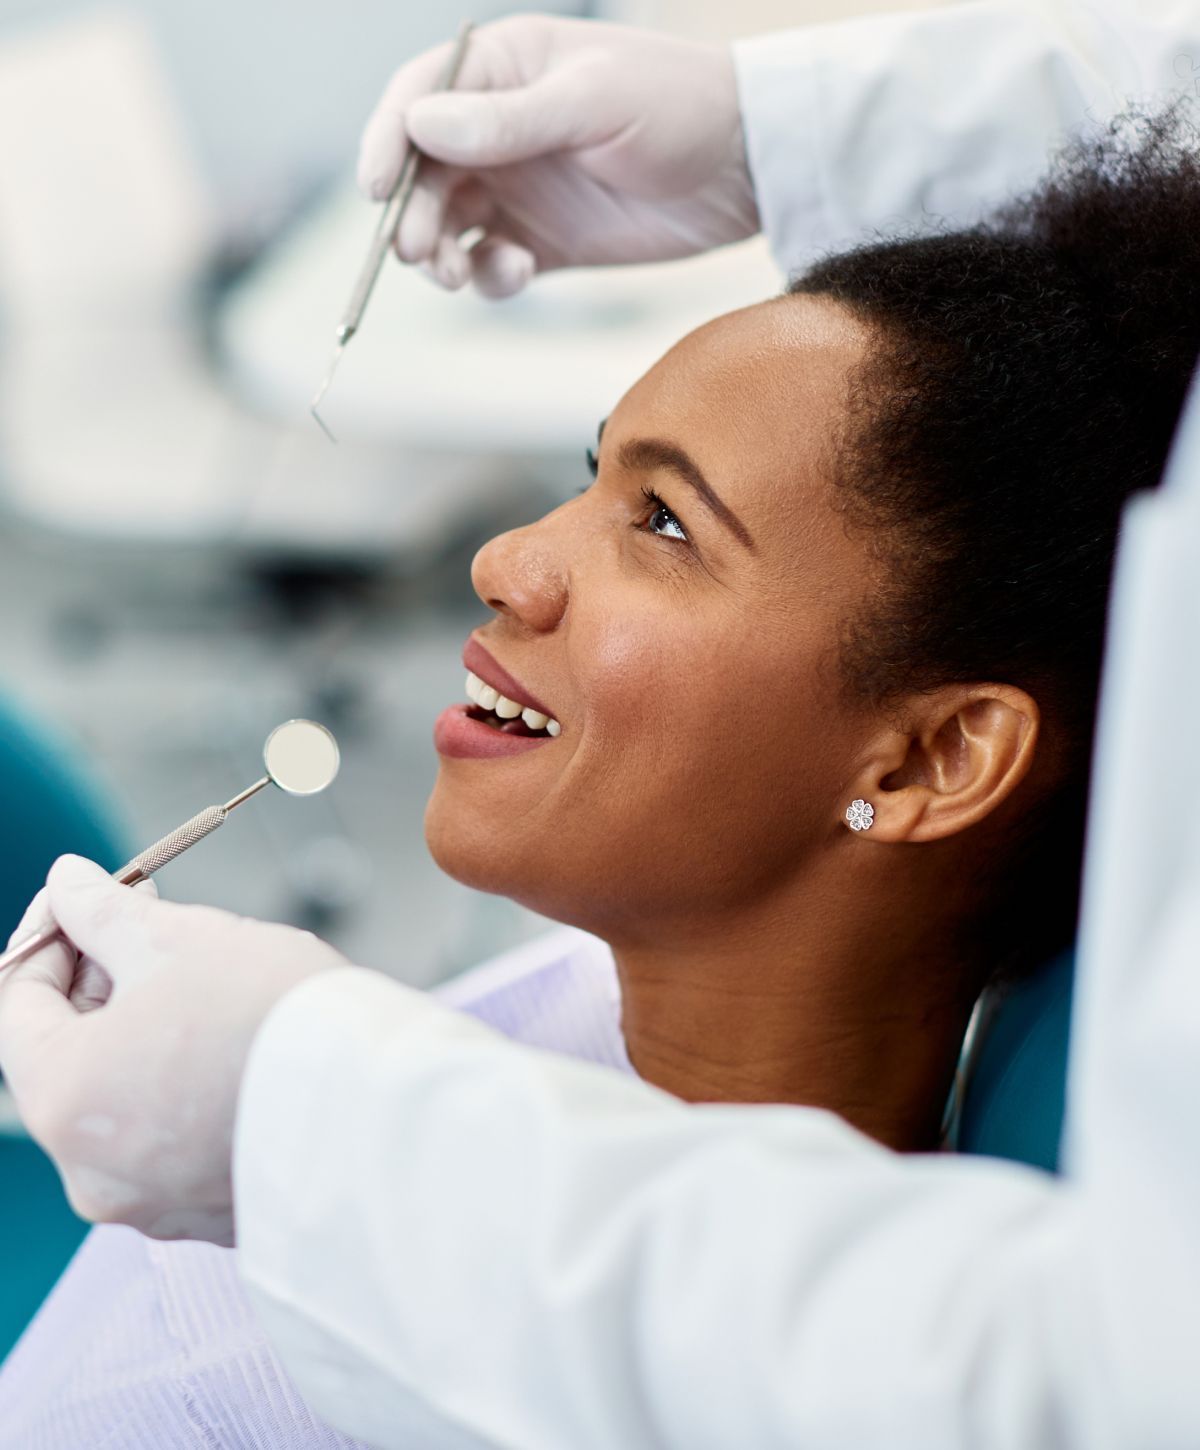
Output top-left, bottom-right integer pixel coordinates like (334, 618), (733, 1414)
(426, 105), (1200, 1149)
(5, 108), (1200, 1450)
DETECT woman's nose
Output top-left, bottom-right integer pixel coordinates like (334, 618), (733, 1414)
(471, 521), (568, 633)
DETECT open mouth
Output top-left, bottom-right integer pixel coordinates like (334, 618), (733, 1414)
(464, 671), (561, 739)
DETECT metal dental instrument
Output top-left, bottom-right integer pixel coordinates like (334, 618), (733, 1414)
(0, 720), (340, 976)
(309, 19), (475, 440)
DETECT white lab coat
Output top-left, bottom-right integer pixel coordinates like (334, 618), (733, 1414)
(233, 4), (1200, 1446)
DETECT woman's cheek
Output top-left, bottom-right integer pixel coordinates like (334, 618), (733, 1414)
(582, 614), (745, 803)
(580, 613), (674, 715)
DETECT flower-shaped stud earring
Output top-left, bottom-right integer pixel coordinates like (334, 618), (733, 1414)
(845, 798), (875, 832)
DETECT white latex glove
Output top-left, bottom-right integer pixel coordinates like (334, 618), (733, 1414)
(0, 855), (345, 1245)
(357, 14), (759, 297)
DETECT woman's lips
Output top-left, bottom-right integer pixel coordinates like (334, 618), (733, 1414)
(437, 635), (561, 760)
(462, 638), (555, 720)
(434, 705), (552, 760)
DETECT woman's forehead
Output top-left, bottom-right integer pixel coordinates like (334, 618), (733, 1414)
(606, 294), (869, 538)
(600, 296), (873, 608)
(616, 294), (869, 448)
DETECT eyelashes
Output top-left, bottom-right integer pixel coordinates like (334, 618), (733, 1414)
(580, 448), (689, 544)
(638, 487), (688, 543)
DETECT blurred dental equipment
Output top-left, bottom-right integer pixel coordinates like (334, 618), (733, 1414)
(0, 8), (481, 561)
(0, 720), (339, 975)
(0, 10), (265, 544)
(310, 19), (475, 440)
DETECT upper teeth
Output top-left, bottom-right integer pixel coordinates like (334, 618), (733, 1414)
(465, 672), (561, 736)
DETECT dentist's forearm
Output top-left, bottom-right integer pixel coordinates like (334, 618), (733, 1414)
(235, 967), (1106, 1450)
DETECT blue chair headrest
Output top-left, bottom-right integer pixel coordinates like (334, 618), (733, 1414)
(0, 692), (127, 1362)
(956, 949), (1075, 1173)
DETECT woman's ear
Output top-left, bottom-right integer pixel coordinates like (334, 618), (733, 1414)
(850, 685), (1040, 843)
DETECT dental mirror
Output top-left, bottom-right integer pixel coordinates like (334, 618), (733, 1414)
(0, 719), (341, 975)
(263, 719), (340, 796)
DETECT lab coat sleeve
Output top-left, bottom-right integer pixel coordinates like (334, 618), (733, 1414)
(234, 965), (1114, 1450)
(734, 0), (1200, 271)
(1057, 427), (1200, 1440)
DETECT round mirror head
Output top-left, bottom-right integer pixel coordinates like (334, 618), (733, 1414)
(263, 720), (340, 796)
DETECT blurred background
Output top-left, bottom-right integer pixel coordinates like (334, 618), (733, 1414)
(0, 0), (942, 1356)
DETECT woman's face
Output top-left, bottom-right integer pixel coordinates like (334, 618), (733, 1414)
(425, 294), (880, 940)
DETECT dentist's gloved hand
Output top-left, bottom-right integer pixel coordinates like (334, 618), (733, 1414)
(358, 14), (759, 297)
(0, 855), (346, 1246)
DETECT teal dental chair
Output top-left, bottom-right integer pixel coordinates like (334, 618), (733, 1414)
(958, 949), (1075, 1172)
(0, 694), (126, 1362)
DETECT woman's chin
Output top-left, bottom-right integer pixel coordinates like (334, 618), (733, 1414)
(424, 786), (595, 928)
(423, 787), (527, 898)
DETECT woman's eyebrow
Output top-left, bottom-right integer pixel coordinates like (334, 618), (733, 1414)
(616, 436), (756, 550)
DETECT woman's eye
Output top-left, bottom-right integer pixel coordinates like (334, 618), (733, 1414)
(640, 489), (688, 542)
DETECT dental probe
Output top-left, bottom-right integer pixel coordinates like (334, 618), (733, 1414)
(0, 720), (340, 976)
(310, 19), (475, 440)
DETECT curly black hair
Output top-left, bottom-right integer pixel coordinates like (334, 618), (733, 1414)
(792, 105), (1200, 972)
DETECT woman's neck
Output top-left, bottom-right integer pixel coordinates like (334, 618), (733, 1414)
(610, 870), (980, 1152)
